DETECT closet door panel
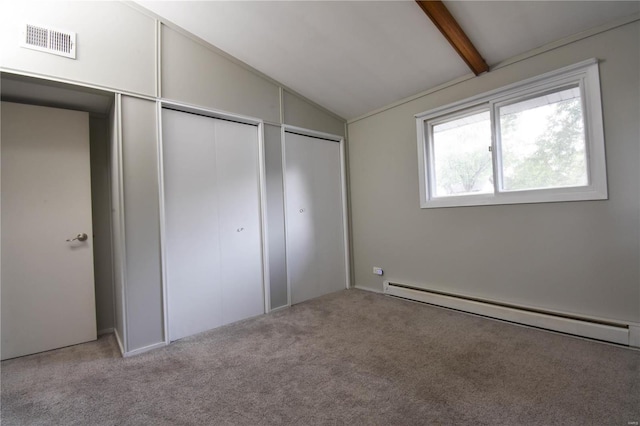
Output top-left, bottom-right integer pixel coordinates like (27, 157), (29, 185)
(285, 132), (346, 304)
(311, 138), (347, 297)
(162, 109), (222, 341)
(284, 133), (316, 304)
(215, 120), (264, 324)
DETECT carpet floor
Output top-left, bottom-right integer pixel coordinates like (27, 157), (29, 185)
(1, 289), (639, 425)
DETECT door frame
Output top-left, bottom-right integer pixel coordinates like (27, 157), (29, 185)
(156, 99), (271, 344)
(281, 125), (351, 307)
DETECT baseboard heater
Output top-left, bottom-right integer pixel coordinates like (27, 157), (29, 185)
(383, 280), (633, 346)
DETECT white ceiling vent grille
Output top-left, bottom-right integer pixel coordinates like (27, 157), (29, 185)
(22, 24), (76, 59)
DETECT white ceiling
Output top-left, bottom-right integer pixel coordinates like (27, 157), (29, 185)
(136, 1), (639, 121)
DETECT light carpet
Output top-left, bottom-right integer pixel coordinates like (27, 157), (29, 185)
(2, 289), (639, 425)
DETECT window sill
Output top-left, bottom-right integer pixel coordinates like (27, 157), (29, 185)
(420, 186), (608, 209)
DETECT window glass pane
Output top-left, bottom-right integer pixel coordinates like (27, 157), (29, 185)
(431, 110), (493, 197)
(499, 86), (588, 191)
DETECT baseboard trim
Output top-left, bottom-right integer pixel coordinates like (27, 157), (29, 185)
(98, 327), (114, 336)
(353, 285), (383, 294)
(114, 329), (125, 356)
(122, 341), (167, 358)
(269, 304), (290, 313)
(629, 323), (640, 348)
(384, 280), (630, 346)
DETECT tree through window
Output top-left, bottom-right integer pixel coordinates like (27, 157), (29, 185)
(416, 59), (607, 208)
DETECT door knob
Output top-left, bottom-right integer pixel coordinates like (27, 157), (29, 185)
(66, 233), (88, 242)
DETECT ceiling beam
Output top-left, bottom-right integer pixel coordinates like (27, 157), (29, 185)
(415, 0), (489, 75)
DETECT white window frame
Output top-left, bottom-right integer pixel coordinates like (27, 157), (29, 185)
(416, 59), (607, 209)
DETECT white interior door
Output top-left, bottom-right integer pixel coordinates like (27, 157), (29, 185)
(162, 109), (264, 341)
(1, 102), (96, 360)
(284, 132), (347, 304)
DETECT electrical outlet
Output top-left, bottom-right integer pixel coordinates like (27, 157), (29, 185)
(373, 267), (383, 276)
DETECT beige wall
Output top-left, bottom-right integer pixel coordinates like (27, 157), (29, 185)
(347, 21), (640, 323)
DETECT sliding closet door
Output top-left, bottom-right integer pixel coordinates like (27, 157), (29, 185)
(285, 132), (347, 304)
(163, 109), (222, 341)
(163, 109), (264, 341)
(215, 121), (264, 325)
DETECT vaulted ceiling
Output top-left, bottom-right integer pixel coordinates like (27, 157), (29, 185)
(136, 1), (639, 121)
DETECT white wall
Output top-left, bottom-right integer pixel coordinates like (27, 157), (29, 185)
(1, 1), (346, 354)
(283, 90), (346, 137)
(120, 96), (164, 350)
(161, 25), (280, 123)
(347, 21), (640, 324)
(0, 1), (156, 96)
(109, 99), (126, 349)
(89, 116), (115, 334)
(264, 124), (288, 309)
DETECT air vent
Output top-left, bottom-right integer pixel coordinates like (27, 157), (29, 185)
(22, 24), (76, 59)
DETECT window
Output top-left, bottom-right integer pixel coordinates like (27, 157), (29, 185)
(416, 59), (607, 208)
